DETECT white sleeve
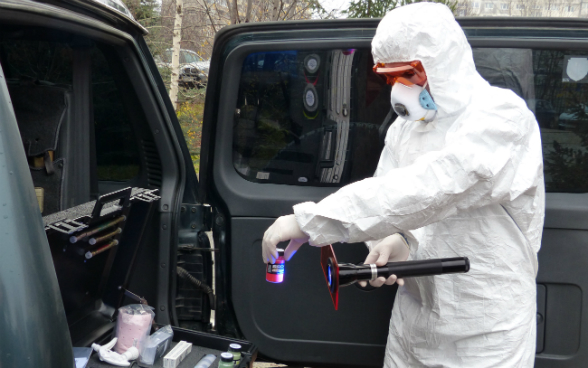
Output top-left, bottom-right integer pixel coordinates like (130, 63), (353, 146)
(294, 109), (542, 246)
(364, 121), (400, 251)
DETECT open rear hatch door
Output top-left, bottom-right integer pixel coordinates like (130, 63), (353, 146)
(199, 20), (396, 367)
(202, 18), (588, 368)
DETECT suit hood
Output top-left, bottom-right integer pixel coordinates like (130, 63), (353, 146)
(372, 3), (488, 118)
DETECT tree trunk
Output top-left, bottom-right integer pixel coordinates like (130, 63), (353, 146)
(233, 0), (241, 23)
(169, 0), (183, 111)
(226, 0), (236, 24)
(284, 0), (297, 19)
(271, 0), (280, 20)
(245, 0), (253, 22)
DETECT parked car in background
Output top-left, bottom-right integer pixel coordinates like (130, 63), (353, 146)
(156, 48), (210, 88)
(558, 103), (588, 131)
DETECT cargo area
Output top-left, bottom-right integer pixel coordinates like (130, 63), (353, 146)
(0, 11), (220, 367)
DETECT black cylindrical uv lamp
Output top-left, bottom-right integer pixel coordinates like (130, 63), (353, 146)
(320, 244), (470, 309)
(334, 257), (470, 290)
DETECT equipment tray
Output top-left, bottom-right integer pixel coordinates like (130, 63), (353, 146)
(86, 327), (256, 368)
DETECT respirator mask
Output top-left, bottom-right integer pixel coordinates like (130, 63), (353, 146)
(374, 60), (437, 123)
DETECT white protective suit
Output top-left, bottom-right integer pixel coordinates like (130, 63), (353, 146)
(293, 3), (545, 367)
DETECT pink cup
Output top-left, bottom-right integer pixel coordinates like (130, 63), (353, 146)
(114, 308), (154, 353)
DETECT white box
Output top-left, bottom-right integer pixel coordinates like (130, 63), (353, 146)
(163, 341), (193, 368)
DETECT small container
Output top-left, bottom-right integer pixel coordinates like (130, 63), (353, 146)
(139, 324), (174, 365)
(227, 343), (242, 365)
(266, 248), (285, 283)
(194, 353), (216, 368)
(218, 352), (234, 368)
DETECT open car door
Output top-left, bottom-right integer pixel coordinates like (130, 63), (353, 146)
(200, 20), (400, 367)
(201, 19), (588, 367)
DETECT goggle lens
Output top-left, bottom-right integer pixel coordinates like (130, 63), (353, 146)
(373, 60), (427, 86)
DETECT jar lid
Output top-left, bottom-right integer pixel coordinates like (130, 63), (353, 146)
(229, 343), (242, 351)
(221, 352), (233, 362)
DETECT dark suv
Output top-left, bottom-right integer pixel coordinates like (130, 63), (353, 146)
(0, 1), (587, 367)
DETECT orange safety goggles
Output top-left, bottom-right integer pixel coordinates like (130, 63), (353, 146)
(373, 60), (428, 87)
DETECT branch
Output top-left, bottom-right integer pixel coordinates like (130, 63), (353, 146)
(283, 0), (297, 19)
(198, 0), (218, 33)
(245, 0), (253, 22)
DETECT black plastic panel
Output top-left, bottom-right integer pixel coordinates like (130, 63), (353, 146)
(544, 193), (588, 230)
(230, 218), (395, 367)
(536, 226), (588, 367)
(536, 284), (546, 354)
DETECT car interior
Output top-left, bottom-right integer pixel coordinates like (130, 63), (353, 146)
(0, 24), (213, 351)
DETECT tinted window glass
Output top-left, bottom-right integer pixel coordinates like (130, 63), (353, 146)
(0, 37), (140, 184)
(473, 48), (588, 192)
(233, 49), (390, 186)
(92, 48), (140, 181)
(234, 47), (588, 192)
(0, 39), (73, 84)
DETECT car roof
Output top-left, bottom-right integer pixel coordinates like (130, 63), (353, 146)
(2, 0), (148, 35)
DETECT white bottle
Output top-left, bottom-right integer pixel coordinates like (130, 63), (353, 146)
(193, 353), (217, 368)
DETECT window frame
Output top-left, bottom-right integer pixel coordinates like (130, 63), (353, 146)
(204, 27), (588, 221)
(212, 37), (382, 214)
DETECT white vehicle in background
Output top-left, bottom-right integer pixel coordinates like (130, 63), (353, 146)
(156, 48), (210, 88)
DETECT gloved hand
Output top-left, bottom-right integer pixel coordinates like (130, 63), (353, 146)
(262, 214), (309, 263)
(358, 233), (410, 288)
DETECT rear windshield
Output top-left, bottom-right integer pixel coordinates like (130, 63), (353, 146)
(232, 47), (588, 193)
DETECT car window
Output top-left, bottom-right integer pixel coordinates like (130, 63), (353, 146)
(182, 51), (199, 64)
(473, 48), (588, 193)
(232, 47), (588, 193)
(0, 39), (140, 184)
(0, 34), (142, 215)
(0, 40), (73, 84)
(233, 49), (390, 186)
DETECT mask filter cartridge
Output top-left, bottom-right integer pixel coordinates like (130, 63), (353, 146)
(390, 81), (437, 122)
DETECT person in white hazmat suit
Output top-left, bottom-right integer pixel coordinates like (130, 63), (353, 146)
(262, 3), (545, 367)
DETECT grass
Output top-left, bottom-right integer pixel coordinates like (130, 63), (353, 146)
(177, 100), (204, 174)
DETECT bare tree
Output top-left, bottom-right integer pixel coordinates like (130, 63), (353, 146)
(159, 0), (314, 59)
(125, 0), (315, 107)
(169, 0), (184, 110)
(245, 0), (253, 22)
